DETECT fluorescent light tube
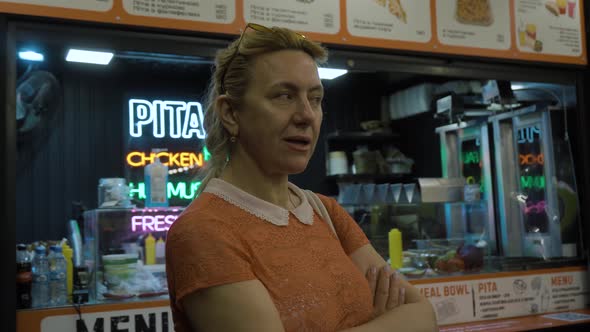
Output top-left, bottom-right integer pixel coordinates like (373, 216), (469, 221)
(318, 67), (347, 80)
(18, 51), (44, 62)
(66, 49), (114, 65)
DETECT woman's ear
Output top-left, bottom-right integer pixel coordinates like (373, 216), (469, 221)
(215, 95), (239, 137)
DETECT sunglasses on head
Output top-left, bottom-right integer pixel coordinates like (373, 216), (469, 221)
(219, 23), (306, 94)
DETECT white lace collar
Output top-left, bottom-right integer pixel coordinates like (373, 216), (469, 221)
(203, 178), (314, 226)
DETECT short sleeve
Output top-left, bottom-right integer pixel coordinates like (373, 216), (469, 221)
(165, 210), (256, 308)
(317, 195), (370, 255)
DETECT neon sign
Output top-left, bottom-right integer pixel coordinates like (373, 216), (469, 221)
(128, 99), (206, 139)
(131, 214), (178, 232)
(127, 151), (206, 168)
(462, 151), (480, 165)
(519, 153), (544, 165)
(517, 126), (541, 144)
(524, 201), (546, 215)
(521, 176), (545, 190)
(129, 181), (202, 200)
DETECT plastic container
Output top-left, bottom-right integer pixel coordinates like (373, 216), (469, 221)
(328, 151), (348, 175)
(32, 245), (49, 307)
(145, 149), (169, 207)
(98, 178), (131, 208)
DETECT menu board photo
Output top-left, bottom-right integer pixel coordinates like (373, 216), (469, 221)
(346, 0), (431, 43)
(244, 0), (340, 35)
(122, 0), (235, 24)
(1, 0), (112, 11)
(436, 0), (512, 50)
(514, 0), (583, 57)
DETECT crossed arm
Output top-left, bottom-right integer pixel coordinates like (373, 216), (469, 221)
(181, 243), (438, 332)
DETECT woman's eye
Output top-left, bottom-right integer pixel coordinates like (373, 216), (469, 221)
(309, 96), (323, 107)
(275, 93), (292, 101)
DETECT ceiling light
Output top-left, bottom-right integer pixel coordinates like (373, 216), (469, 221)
(18, 51), (44, 62)
(318, 67), (348, 80)
(66, 49), (114, 65)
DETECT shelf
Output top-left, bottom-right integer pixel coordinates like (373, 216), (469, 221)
(326, 131), (399, 142)
(326, 173), (413, 183)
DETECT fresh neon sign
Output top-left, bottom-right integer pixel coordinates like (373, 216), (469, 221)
(131, 214), (178, 232)
(129, 99), (206, 139)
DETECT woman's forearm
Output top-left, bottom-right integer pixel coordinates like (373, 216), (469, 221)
(342, 300), (438, 332)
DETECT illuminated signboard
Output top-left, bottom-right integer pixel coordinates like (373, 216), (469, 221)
(128, 99), (205, 139)
(516, 124), (548, 233)
(124, 97), (208, 207)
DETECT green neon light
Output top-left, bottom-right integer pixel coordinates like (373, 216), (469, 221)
(202, 146), (211, 161)
(520, 176), (545, 190)
(462, 151), (480, 164)
(129, 181), (202, 200)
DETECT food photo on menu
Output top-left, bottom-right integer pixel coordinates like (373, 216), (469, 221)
(455, 0), (494, 26)
(374, 0), (407, 23)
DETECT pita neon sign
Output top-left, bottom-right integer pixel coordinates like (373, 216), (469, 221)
(128, 99), (206, 139)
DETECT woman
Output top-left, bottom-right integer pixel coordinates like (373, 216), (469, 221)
(165, 23), (437, 332)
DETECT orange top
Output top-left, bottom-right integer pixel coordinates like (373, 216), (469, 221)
(166, 179), (374, 331)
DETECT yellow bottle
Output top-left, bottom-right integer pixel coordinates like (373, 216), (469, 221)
(61, 243), (74, 303)
(145, 233), (156, 265)
(389, 228), (403, 269)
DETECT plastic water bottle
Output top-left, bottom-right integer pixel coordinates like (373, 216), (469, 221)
(16, 244), (32, 309)
(48, 245), (67, 306)
(31, 246), (49, 307)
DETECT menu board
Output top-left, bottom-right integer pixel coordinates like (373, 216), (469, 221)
(346, 0), (431, 43)
(514, 0), (583, 56)
(436, 0), (511, 50)
(122, 0), (235, 24)
(0, 0), (586, 65)
(2, 0), (112, 11)
(244, 0), (340, 34)
(415, 268), (588, 325)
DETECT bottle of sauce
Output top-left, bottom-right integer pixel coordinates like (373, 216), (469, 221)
(145, 234), (156, 265)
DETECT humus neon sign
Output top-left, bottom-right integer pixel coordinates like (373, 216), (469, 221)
(131, 214), (178, 232)
(129, 99), (206, 139)
(129, 181), (202, 200)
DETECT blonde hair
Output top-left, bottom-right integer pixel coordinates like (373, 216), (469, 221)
(196, 26), (328, 195)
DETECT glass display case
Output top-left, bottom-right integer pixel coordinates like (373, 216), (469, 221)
(334, 100), (585, 281)
(83, 207), (184, 302)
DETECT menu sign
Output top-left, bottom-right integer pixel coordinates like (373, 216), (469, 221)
(0, 0), (586, 65)
(436, 0), (511, 50)
(244, 0), (340, 34)
(346, 0), (431, 43)
(2, 0), (112, 11)
(414, 268), (589, 325)
(514, 0), (583, 56)
(122, 0), (235, 24)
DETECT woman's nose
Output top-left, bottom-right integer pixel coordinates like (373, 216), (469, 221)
(294, 97), (315, 124)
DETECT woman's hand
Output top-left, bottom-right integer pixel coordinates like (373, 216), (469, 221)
(365, 265), (406, 318)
